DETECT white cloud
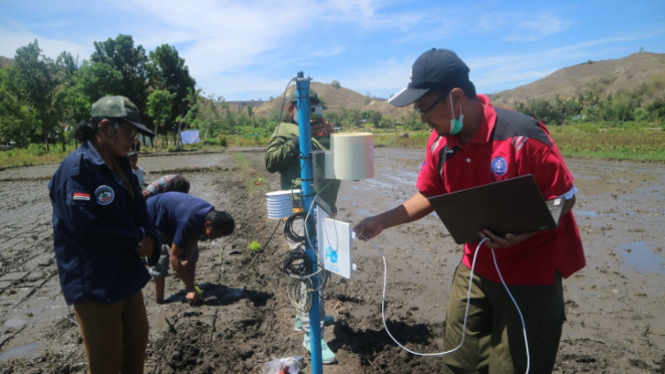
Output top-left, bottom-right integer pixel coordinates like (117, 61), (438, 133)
(0, 26), (91, 61)
(322, 57), (414, 99)
(504, 14), (571, 42)
(200, 72), (291, 101)
(475, 11), (571, 42)
(477, 13), (507, 33)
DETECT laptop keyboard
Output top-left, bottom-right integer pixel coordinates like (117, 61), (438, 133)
(548, 198), (563, 216)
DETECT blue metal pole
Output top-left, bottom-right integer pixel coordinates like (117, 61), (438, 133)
(295, 72), (323, 374)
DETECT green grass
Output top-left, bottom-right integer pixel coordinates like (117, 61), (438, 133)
(226, 135), (271, 147)
(374, 123), (665, 162)
(552, 130), (665, 161)
(229, 151), (270, 194)
(0, 146), (70, 168)
(2, 123), (664, 169)
(373, 131), (431, 147)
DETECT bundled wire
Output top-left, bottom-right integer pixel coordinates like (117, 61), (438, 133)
(284, 211), (315, 243)
(280, 244), (310, 276)
(287, 277), (313, 313)
(281, 244), (316, 313)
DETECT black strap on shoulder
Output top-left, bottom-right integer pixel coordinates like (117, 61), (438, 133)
(491, 107), (551, 146)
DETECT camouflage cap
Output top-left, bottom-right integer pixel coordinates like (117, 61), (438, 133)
(91, 96), (155, 137)
(288, 89), (320, 105)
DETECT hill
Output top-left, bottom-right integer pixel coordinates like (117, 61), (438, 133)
(490, 52), (665, 107)
(0, 56), (14, 69)
(248, 52), (665, 119)
(250, 82), (410, 119)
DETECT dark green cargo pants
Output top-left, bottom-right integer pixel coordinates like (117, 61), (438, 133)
(442, 263), (565, 374)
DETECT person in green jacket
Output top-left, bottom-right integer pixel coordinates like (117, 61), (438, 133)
(265, 94), (340, 213)
(264, 93), (339, 364)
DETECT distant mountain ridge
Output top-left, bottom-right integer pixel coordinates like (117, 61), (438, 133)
(490, 52), (665, 107)
(248, 52), (665, 118)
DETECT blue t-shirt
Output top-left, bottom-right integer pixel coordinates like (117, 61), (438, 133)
(146, 192), (214, 248)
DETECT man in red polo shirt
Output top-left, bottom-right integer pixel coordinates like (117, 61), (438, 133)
(353, 48), (585, 373)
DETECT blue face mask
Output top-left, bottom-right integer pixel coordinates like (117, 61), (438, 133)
(449, 95), (464, 135)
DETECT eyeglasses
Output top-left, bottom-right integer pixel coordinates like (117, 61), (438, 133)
(114, 122), (139, 140)
(414, 96), (444, 117)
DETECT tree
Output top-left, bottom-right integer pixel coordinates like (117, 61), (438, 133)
(246, 105), (254, 123)
(324, 111), (342, 129)
(55, 52), (78, 81)
(67, 61), (124, 124)
(563, 99), (581, 120)
(174, 88), (202, 147)
(91, 35), (149, 112)
(369, 111), (382, 128)
(0, 67), (36, 146)
(148, 44), (196, 130)
(52, 52), (79, 151)
(13, 39), (60, 150)
(331, 80), (341, 89)
(644, 99), (665, 122)
(145, 89), (175, 146)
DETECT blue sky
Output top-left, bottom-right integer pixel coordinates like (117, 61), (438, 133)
(1, 0), (664, 101)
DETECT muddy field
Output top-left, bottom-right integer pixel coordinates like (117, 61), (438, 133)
(0, 147), (663, 374)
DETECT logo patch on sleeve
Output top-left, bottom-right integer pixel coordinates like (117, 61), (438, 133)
(94, 185), (115, 205)
(72, 192), (90, 201)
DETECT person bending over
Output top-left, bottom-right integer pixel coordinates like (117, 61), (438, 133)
(146, 192), (234, 305)
(143, 174), (190, 200)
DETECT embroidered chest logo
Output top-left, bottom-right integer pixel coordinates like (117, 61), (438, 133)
(95, 185), (115, 205)
(490, 156), (508, 176)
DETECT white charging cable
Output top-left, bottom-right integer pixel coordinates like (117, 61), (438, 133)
(360, 235), (530, 373)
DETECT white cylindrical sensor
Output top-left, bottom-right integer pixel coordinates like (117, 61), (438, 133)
(324, 133), (374, 180)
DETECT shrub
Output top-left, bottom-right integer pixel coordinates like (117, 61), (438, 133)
(27, 144), (48, 156)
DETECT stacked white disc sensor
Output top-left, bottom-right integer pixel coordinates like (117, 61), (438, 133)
(266, 190), (299, 219)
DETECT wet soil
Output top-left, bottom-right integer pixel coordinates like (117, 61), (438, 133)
(0, 148), (663, 373)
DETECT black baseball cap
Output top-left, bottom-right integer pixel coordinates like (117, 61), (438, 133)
(388, 48), (472, 107)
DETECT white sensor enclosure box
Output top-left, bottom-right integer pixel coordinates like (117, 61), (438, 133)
(316, 203), (354, 279)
